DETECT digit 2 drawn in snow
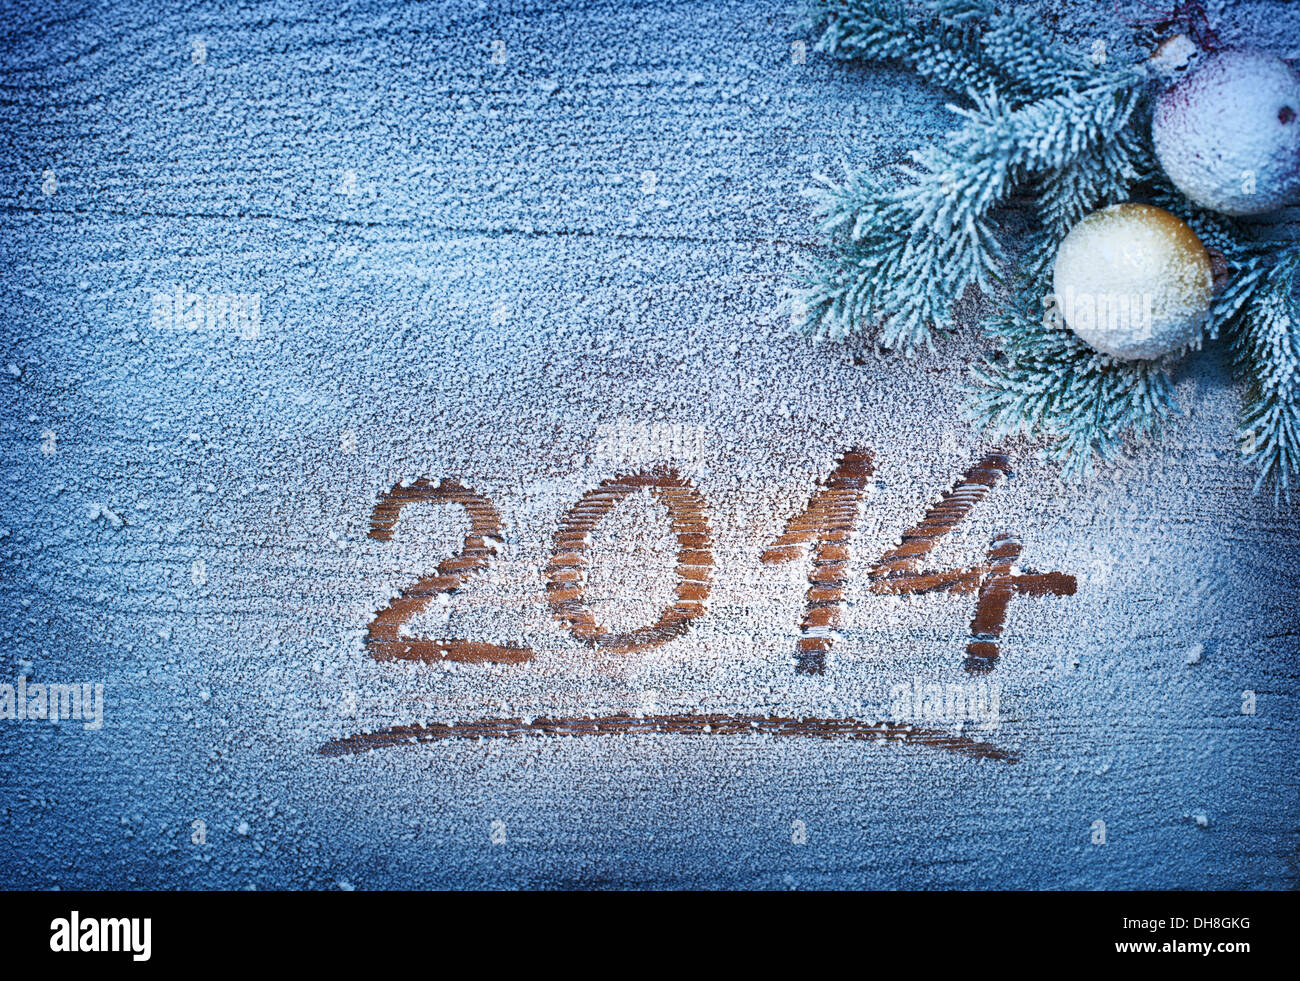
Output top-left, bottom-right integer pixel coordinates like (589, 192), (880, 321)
(365, 478), (534, 664)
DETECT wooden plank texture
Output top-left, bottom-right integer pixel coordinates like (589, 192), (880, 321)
(0, 0), (1297, 889)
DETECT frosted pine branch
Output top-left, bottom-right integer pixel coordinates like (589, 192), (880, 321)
(801, 77), (1143, 347)
(805, 0), (1117, 105)
(967, 274), (1178, 478)
(806, 0), (1004, 97)
(1232, 250), (1300, 499)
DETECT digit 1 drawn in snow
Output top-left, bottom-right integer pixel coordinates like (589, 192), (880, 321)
(762, 448), (875, 675)
(867, 452), (1076, 673)
(365, 478), (533, 664)
(544, 467), (713, 652)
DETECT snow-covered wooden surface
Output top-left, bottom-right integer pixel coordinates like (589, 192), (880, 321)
(0, 0), (1297, 888)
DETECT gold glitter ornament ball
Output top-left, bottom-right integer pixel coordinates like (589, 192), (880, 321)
(1051, 203), (1213, 361)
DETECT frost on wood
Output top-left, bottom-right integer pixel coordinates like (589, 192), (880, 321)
(0, 0), (1296, 892)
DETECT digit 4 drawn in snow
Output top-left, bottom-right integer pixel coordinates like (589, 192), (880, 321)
(767, 449), (1077, 675)
(867, 452), (1077, 674)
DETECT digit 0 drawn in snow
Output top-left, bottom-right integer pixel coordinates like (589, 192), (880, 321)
(544, 467), (713, 652)
(867, 452), (1077, 673)
(365, 478), (534, 664)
